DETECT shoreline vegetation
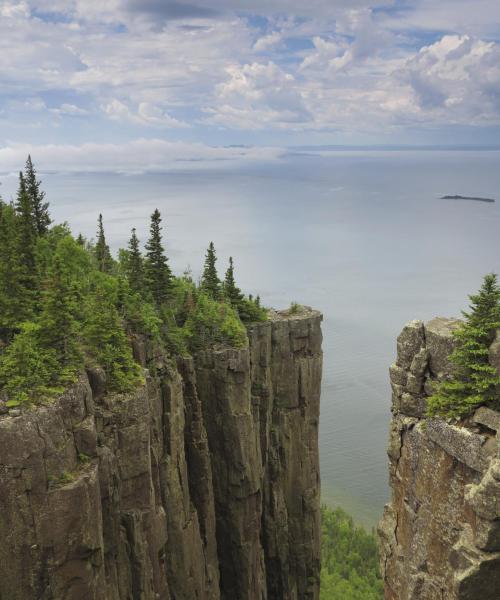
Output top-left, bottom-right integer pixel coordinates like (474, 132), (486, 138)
(440, 194), (495, 203)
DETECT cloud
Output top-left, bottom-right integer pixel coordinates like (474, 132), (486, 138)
(103, 99), (189, 128)
(0, 139), (285, 173)
(1, 0), (499, 143)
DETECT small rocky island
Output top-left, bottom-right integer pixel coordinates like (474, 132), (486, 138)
(441, 194), (495, 203)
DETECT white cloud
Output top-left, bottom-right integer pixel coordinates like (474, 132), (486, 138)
(0, 0), (499, 141)
(103, 99), (188, 128)
(0, 139), (284, 173)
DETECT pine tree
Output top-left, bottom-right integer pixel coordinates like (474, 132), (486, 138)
(223, 256), (244, 308)
(428, 273), (500, 418)
(94, 214), (113, 273)
(201, 242), (220, 299)
(38, 253), (81, 379)
(145, 209), (172, 306)
(24, 155), (51, 235)
(126, 228), (144, 293)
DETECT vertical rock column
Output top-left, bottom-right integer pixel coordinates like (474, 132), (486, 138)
(379, 318), (500, 600)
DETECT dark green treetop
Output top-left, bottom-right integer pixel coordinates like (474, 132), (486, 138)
(201, 242), (220, 299)
(126, 228), (144, 293)
(223, 256), (244, 308)
(25, 155), (51, 235)
(38, 250), (82, 377)
(94, 214), (113, 273)
(145, 209), (172, 306)
(428, 273), (500, 418)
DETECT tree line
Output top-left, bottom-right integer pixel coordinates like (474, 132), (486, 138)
(0, 157), (266, 406)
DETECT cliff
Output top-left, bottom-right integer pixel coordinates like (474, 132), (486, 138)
(0, 308), (322, 600)
(379, 317), (500, 599)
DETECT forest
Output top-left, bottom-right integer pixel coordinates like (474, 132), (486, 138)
(0, 157), (266, 406)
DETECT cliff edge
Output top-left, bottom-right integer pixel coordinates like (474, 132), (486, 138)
(379, 317), (500, 599)
(0, 308), (322, 600)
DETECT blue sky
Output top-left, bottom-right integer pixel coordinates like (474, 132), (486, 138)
(1, 0), (500, 172)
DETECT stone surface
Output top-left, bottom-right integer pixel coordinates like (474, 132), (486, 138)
(0, 309), (322, 600)
(379, 318), (500, 600)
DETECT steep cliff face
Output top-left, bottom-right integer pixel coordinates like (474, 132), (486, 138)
(0, 309), (322, 600)
(379, 318), (500, 600)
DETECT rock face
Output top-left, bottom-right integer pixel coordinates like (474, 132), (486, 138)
(0, 309), (322, 600)
(379, 317), (500, 600)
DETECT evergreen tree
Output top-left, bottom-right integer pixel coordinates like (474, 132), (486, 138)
(84, 278), (142, 392)
(428, 274), (500, 418)
(145, 209), (172, 306)
(0, 201), (30, 328)
(24, 155), (51, 235)
(223, 256), (244, 308)
(38, 253), (81, 378)
(94, 214), (113, 272)
(126, 228), (144, 293)
(76, 233), (85, 246)
(201, 242), (220, 299)
(14, 172), (38, 313)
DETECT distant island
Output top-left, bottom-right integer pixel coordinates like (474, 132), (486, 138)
(441, 194), (495, 203)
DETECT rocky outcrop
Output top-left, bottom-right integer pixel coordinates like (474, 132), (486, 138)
(0, 308), (322, 600)
(379, 317), (500, 600)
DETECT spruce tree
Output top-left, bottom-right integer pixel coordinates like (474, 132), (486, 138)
(145, 209), (172, 306)
(428, 273), (500, 418)
(14, 172), (38, 313)
(0, 201), (30, 328)
(201, 242), (220, 299)
(38, 253), (81, 379)
(223, 256), (244, 308)
(94, 214), (113, 272)
(84, 281), (142, 392)
(24, 155), (50, 235)
(127, 228), (144, 293)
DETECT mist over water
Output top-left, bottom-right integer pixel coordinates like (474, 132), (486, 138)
(3, 150), (500, 527)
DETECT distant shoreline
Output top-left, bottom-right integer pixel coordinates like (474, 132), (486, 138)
(440, 194), (495, 203)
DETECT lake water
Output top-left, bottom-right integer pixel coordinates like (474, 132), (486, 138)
(2, 149), (500, 528)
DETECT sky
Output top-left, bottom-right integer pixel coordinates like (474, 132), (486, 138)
(1, 0), (500, 172)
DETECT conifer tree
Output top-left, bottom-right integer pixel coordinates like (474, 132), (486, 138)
(201, 242), (220, 299)
(14, 172), (38, 313)
(38, 253), (81, 378)
(94, 214), (113, 272)
(428, 273), (500, 418)
(84, 281), (142, 392)
(145, 209), (172, 306)
(223, 256), (244, 308)
(126, 228), (144, 293)
(24, 155), (51, 235)
(0, 201), (30, 328)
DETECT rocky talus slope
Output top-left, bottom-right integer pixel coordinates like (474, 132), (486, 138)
(0, 309), (322, 600)
(379, 318), (500, 599)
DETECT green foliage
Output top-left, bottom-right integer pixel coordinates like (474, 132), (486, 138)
(145, 209), (172, 306)
(428, 273), (500, 419)
(25, 155), (51, 235)
(0, 322), (62, 404)
(94, 214), (113, 273)
(183, 292), (247, 352)
(0, 156), (269, 406)
(320, 505), (383, 600)
(222, 257), (267, 324)
(84, 273), (143, 392)
(125, 228), (145, 293)
(288, 302), (304, 315)
(201, 241), (221, 299)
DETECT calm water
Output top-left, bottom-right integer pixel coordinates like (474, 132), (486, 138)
(2, 150), (500, 527)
